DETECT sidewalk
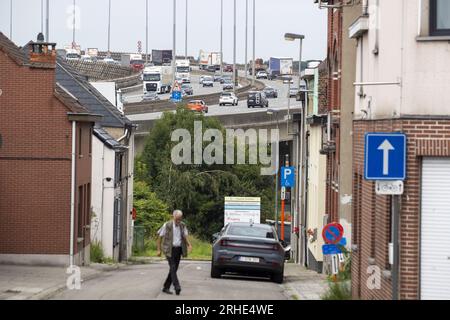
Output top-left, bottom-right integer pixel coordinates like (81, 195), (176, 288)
(0, 263), (119, 300)
(282, 263), (328, 300)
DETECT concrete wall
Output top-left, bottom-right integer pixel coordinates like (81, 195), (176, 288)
(91, 136), (117, 259)
(306, 125), (327, 268)
(355, 0), (450, 119)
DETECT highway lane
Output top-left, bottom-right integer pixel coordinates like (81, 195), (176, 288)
(122, 71), (232, 104)
(126, 77), (302, 122)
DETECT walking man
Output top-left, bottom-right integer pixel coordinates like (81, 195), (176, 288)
(157, 210), (192, 295)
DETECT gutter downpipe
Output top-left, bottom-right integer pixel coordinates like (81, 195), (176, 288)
(70, 121), (76, 267)
(118, 129), (129, 142)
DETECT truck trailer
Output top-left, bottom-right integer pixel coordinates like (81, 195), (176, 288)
(142, 66), (173, 94)
(268, 57), (293, 80)
(152, 50), (173, 66)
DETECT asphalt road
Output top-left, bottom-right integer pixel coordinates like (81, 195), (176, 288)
(127, 77), (302, 122)
(122, 72), (230, 104)
(50, 261), (288, 300)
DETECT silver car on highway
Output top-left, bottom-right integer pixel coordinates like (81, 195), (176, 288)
(211, 222), (290, 283)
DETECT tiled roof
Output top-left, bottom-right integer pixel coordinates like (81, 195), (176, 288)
(0, 32), (26, 66)
(56, 57), (132, 128)
(54, 83), (90, 114)
(93, 126), (127, 151)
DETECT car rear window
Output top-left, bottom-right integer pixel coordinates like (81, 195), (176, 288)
(248, 93), (257, 98)
(227, 225), (275, 239)
(221, 93), (231, 96)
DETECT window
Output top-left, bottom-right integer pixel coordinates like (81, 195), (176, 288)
(430, 0), (450, 36)
(78, 127), (82, 156)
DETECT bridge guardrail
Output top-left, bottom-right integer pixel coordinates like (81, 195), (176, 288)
(124, 77), (265, 116)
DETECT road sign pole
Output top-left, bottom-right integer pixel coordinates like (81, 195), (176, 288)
(392, 194), (400, 300)
(281, 198), (285, 241)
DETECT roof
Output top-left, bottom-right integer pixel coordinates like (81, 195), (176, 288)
(93, 126), (127, 151)
(56, 56), (132, 128)
(0, 32), (26, 66)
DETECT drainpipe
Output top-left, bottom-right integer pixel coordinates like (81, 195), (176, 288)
(70, 121), (76, 267)
(118, 128), (129, 143)
(362, 0), (369, 15)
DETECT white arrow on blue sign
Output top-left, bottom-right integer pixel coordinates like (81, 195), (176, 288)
(365, 133), (407, 181)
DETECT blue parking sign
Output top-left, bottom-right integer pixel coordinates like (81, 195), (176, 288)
(365, 133), (407, 181)
(281, 166), (295, 188)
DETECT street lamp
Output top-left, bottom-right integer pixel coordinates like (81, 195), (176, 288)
(233, 0), (237, 94)
(146, 0), (149, 64)
(9, 0), (13, 40)
(252, 0), (256, 85)
(245, 0), (248, 80)
(284, 33), (305, 265)
(267, 109), (280, 235)
(220, 0), (223, 77)
(185, 0), (188, 59)
(284, 33), (305, 89)
(172, 0), (177, 84)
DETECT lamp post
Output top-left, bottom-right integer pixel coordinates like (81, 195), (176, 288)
(46, 0), (49, 41)
(220, 0), (223, 77)
(9, 0), (13, 40)
(107, 0), (111, 54)
(267, 109), (280, 235)
(284, 33), (305, 88)
(145, 0), (149, 64)
(185, 0), (188, 59)
(252, 0), (256, 85)
(284, 33), (306, 265)
(245, 0), (248, 79)
(72, 0), (76, 48)
(172, 0), (177, 84)
(233, 0), (237, 93)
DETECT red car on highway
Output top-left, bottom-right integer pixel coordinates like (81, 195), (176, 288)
(187, 100), (209, 114)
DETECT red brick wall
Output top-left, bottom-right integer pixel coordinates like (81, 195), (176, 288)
(0, 48), (93, 256)
(325, 4), (343, 223)
(352, 118), (450, 300)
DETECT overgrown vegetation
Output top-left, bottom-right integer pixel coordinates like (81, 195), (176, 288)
(133, 235), (212, 260)
(90, 241), (114, 264)
(321, 253), (352, 300)
(134, 106), (275, 243)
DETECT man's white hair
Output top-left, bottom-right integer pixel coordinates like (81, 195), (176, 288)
(173, 210), (183, 218)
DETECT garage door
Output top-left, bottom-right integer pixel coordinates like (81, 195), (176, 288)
(421, 158), (450, 300)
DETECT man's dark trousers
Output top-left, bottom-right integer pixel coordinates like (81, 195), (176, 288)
(164, 247), (182, 291)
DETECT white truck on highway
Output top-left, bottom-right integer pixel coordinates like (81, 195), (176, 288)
(175, 59), (191, 83)
(199, 50), (222, 70)
(142, 66), (173, 94)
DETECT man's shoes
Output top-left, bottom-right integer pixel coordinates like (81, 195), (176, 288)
(175, 288), (181, 296)
(162, 288), (173, 295)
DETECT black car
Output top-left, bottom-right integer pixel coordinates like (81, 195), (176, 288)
(263, 87), (278, 98)
(211, 222), (290, 283)
(247, 91), (269, 108)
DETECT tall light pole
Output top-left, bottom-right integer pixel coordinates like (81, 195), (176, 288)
(185, 0), (188, 60)
(220, 0), (224, 77)
(46, 0), (49, 41)
(285, 33), (306, 265)
(107, 0), (111, 54)
(146, 0), (149, 64)
(252, 0), (256, 85)
(245, 0), (248, 79)
(233, 0), (237, 93)
(72, 0), (76, 48)
(172, 0), (177, 84)
(41, 0), (44, 34)
(9, 0), (13, 40)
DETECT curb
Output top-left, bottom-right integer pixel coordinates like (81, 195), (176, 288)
(30, 264), (127, 300)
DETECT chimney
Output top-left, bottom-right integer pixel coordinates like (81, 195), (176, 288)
(29, 32), (57, 67)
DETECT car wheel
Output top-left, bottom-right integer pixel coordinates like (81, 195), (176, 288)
(272, 270), (284, 284)
(211, 264), (222, 279)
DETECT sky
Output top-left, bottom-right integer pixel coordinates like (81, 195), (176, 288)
(0, 0), (327, 63)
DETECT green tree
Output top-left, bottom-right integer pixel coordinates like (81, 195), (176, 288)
(134, 180), (170, 238)
(140, 106), (276, 241)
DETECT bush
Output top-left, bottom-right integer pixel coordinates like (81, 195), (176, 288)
(91, 241), (105, 263)
(321, 280), (352, 300)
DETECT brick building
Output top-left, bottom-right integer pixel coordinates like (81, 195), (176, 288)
(315, 0), (360, 245)
(0, 33), (100, 266)
(349, 0), (450, 299)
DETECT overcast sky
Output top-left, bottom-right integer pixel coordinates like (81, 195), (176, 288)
(0, 0), (327, 63)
